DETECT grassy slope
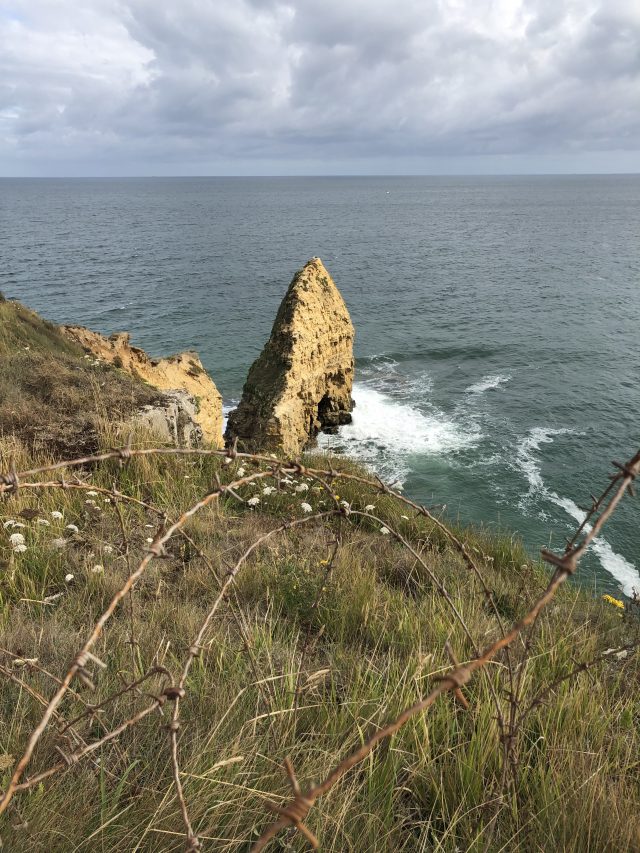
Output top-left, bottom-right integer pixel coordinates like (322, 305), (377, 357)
(0, 438), (638, 852)
(0, 297), (158, 458)
(0, 301), (638, 851)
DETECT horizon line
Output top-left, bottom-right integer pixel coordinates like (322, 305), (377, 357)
(2, 171), (640, 179)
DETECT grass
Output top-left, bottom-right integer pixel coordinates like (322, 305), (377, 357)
(0, 432), (638, 852)
(0, 298), (638, 850)
(0, 299), (159, 458)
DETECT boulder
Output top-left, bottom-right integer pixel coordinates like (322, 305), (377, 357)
(133, 390), (203, 448)
(61, 326), (223, 447)
(226, 257), (354, 455)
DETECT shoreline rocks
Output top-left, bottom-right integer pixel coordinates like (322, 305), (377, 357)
(225, 257), (354, 455)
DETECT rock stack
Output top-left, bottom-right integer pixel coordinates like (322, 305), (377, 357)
(225, 257), (354, 455)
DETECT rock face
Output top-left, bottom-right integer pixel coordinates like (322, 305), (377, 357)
(133, 390), (203, 448)
(61, 326), (223, 447)
(226, 257), (354, 455)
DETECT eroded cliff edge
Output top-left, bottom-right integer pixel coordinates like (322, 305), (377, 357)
(61, 326), (224, 447)
(225, 257), (354, 455)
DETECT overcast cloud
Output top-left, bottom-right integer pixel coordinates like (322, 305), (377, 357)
(1, 0), (639, 175)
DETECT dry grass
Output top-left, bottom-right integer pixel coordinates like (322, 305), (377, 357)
(0, 433), (638, 851)
(0, 299), (158, 458)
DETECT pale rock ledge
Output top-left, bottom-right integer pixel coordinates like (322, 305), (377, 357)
(61, 326), (223, 447)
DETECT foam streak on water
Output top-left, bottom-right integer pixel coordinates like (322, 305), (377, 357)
(466, 374), (511, 394)
(516, 428), (640, 596)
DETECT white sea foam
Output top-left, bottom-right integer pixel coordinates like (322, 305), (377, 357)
(222, 401), (238, 432)
(516, 428), (640, 596)
(466, 374), (511, 394)
(319, 383), (479, 484)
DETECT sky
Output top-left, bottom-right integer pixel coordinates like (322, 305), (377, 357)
(0, 0), (639, 176)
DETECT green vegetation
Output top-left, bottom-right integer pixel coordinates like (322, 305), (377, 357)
(0, 299), (158, 458)
(0, 300), (638, 851)
(0, 433), (638, 852)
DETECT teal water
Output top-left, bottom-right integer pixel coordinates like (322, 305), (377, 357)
(1, 176), (639, 597)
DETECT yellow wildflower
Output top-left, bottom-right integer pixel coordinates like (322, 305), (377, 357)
(602, 594), (624, 610)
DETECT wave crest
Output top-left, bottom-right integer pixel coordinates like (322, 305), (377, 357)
(516, 428), (639, 596)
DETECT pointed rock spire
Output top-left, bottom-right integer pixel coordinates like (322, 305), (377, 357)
(226, 257), (354, 455)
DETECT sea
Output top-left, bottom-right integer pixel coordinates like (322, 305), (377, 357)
(1, 175), (639, 598)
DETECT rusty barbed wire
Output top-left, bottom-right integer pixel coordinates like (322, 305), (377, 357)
(250, 449), (640, 850)
(0, 443), (636, 852)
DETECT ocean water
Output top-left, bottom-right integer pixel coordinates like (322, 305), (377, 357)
(1, 176), (639, 598)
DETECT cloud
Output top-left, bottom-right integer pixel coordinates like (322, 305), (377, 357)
(0, 0), (638, 174)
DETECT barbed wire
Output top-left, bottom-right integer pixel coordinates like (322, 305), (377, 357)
(0, 442), (637, 850)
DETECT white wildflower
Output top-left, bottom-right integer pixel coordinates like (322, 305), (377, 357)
(237, 467), (245, 477)
(300, 502), (313, 513)
(223, 456), (232, 465)
(102, 544), (114, 554)
(64, 573), (74, 583)
(3, 520), (16, 529)
(247, 496), (260, 507)
(12, 543), (27, 553)
(50, 538), (67, 549)
(379, 526), (390, 535)
(364, 505), (376, 513)
(145, 537), (153, 543)
(262, 486), (276, 496)
(9, 533), (25, 546)
(36, 518), (50, 526)
(51, 511), (64, 520)
(85, 499), (96, 506)
(340, 500), (350, 510)
(103, 497), (111, 504)
(91, 564), (104, 574)
(86, 490), (98, 497)
(295, 483), (309, 493)
(65, 524), (79, 534)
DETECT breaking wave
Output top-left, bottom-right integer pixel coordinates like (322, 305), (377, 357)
(318, 383), (479, 484)
(516, 428), (639, 596)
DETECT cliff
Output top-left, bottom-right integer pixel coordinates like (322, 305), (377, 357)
(0, 298), (159, 456)
(225, 257), (354, 455)
(61, 327), (223, 447)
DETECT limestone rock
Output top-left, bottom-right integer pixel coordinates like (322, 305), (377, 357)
(226, 257), (354, 455)
(133, 390), (203, 448)
(61, 326), (223, 447)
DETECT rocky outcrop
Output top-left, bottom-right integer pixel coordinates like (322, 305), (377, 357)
(225, 257), (354, 455)
(61, 326), (223, 447)
(133, 390), (203, 448)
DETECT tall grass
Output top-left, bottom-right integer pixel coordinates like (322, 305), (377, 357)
(0, 432), (638, 851)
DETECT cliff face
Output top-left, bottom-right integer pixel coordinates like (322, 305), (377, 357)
(61, 327), (223, 447)
(226, 257), (354, 455)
